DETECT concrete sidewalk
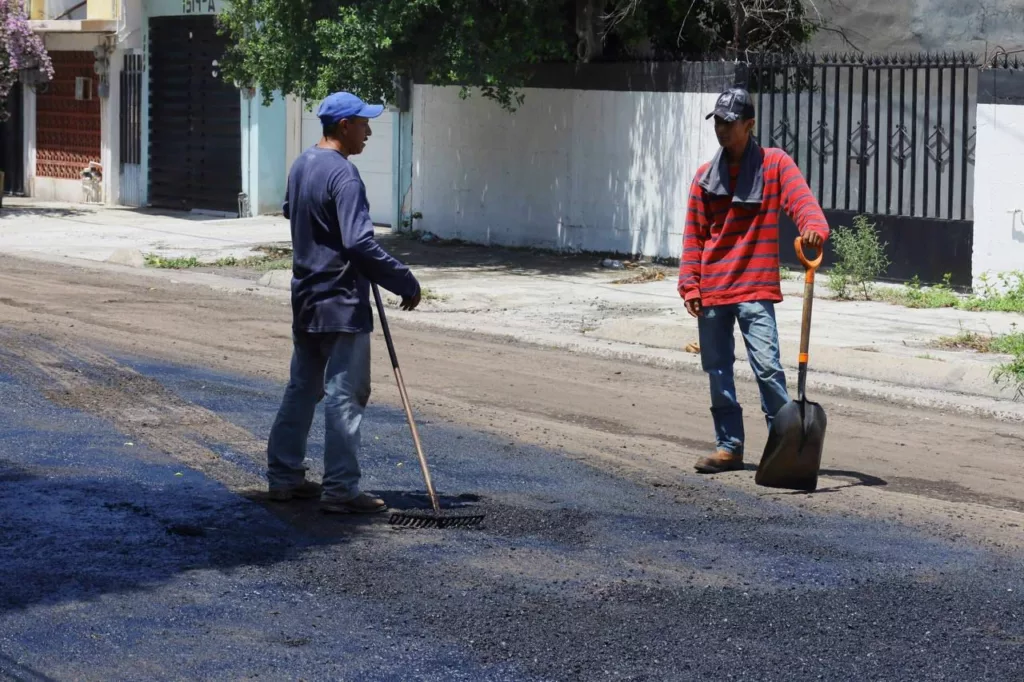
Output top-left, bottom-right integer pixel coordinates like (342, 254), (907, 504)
(0, 199), (288, 262)
(3, 198), (1023, 420)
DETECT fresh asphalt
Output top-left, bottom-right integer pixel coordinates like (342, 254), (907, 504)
(0, 346), (1021, 681)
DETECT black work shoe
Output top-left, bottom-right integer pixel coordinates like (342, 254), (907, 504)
(320, 492), (388, 515)
(694, 450), (744, 474)
(268, 479), (323, 502)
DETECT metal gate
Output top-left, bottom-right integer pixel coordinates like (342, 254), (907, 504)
(0, 82), (25, 196)
(148, 15), (241, 214)
(742, 53), (977, 285)
(119, 52), (144, 207)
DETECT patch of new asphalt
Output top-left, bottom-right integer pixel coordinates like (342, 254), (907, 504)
(0, 349), (1021, 681)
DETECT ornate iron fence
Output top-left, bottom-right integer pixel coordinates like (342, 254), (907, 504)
(742, 52), (977, 222)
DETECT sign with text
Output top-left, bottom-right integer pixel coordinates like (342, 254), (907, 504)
(181, 0), (217, 14)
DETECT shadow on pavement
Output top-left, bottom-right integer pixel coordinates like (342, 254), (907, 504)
(0, 201), (238, 223)
(753, 466), (888, 495)
(816, 468), (888, 492)
(0, 454), (359, 616)
(375, 231), (668, 279)
(0, 205), (92, 219)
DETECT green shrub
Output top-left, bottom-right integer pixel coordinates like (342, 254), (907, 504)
(827, 214), (891, 300)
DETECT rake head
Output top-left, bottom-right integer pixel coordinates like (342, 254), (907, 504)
(388, 510), (485, 529)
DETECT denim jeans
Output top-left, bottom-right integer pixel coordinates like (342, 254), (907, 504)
(266, 331), (372, 501)
(697, 301), (790, 456)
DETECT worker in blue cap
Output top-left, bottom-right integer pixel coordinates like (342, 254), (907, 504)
(266, 91), (421, 515)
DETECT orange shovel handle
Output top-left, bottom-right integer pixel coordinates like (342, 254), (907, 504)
(794, 236), (823, 272)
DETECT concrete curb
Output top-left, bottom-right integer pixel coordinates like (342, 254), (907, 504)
(8, 250), (1024, 423)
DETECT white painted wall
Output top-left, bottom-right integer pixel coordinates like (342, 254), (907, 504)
(410, 85), (720, 258)
(972, 103), (1024, 287)
(293, 103), (396, 226)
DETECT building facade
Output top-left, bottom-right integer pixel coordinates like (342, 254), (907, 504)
(14, 0), (404, 223)
(16, 0), (285, 217)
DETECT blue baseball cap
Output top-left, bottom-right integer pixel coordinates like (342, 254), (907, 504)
(317, 92), (385, 125)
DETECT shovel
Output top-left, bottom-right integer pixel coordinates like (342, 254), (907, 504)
(755, 236), (828, 493)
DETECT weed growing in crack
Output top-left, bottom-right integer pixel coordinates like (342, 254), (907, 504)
(827, 215), (891, 300)
(933, 323), (1024, 399)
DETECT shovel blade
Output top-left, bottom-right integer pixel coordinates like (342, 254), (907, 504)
(755, 398), (827, 492)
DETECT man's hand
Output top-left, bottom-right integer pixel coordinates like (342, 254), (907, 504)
(400, 292), (421, 311)
(685, 298), (703, 318)
(802, 230), (824, 249)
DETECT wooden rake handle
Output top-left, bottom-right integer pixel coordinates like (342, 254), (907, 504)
(371, 282), (442, 516)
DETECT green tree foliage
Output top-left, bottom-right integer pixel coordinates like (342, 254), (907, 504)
(217, 0), (817, 111)
(218, 0), (572, 111)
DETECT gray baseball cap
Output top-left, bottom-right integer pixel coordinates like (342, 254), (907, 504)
(706, 87), (756, 122)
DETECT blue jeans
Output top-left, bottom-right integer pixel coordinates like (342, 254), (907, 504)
(266, 331), (371, 501)
(697, 301), (790, 456)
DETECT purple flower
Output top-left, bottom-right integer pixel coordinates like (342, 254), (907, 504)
(1, 0), (55, 118)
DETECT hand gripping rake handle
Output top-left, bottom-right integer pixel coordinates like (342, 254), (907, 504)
(371, 282), (442, 517)
(794, 236), (823, 402)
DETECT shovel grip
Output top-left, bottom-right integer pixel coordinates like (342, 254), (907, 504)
(794, 236), (823, 273)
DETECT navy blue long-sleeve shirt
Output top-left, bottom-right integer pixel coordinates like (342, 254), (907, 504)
(283, 145), (420, 334)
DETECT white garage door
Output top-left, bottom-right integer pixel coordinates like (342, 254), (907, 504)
(300, 105), (395, 226)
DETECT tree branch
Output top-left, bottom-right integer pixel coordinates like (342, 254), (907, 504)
(603, 0), (862, 54)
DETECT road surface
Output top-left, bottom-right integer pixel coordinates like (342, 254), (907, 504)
(0, 256), (1021, 680)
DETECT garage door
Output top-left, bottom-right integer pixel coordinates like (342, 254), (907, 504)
(149, 16), (241, 214)
(300, 105), (394, 226)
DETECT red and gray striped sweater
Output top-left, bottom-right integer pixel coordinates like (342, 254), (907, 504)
(678, 146), (829, 307)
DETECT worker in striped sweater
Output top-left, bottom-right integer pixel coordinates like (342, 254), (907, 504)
(679, 87), (830, 475)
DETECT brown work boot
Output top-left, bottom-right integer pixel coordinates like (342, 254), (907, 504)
(320, 492), (388, 515)
(267, 479), (323, 502)
(694, 450), (744, 474)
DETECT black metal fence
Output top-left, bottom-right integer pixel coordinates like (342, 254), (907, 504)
(741, 53), (976, 223)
